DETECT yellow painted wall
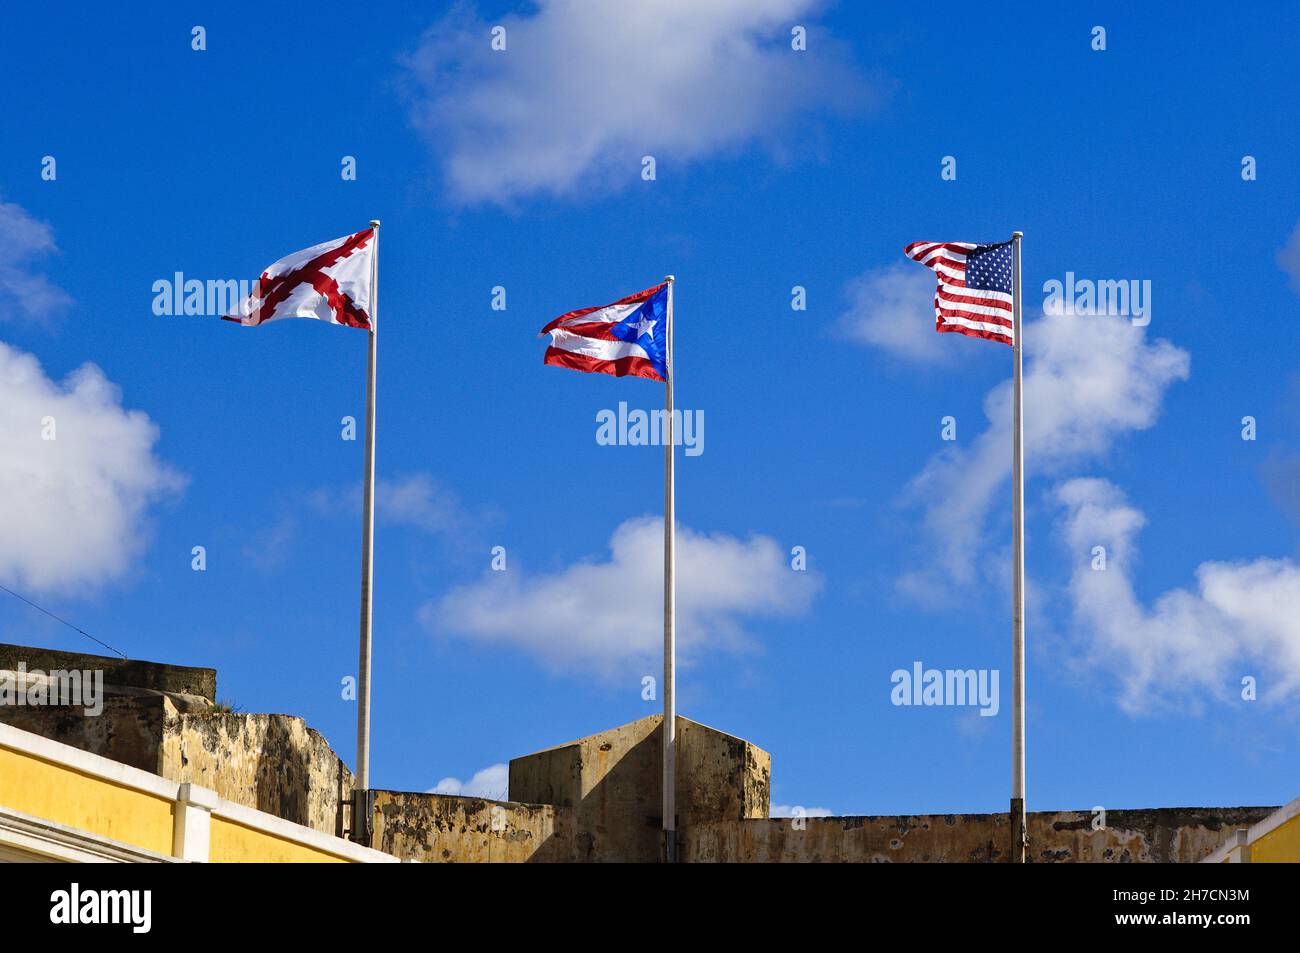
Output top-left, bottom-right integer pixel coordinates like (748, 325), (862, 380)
(0, 744), (361, 862)
(1250, 813), (1300, 863)
(0, 747), (174, 855)
(208, 816), (348, 863)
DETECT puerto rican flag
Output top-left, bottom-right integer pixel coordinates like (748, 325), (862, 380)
(224, 228), (375, 329)
(539, 282), (669, 382)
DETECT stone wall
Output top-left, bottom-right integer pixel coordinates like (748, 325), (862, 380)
(0, 642), (1276, 864)
(163, 711), (354, 837)
(0, 643), (353, 838)
(371, 791), (574, 862)
(509, 714), (770, 862)
(684, 806), (1278, 863)
(678, 718), (771, 823)
(0, 694), (173, 774)
(0, 642), (216, 700)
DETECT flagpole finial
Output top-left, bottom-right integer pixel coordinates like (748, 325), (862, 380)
(370, 219), (381, 228)
(664, 274), (675, 283)
(1012, 231), (1023, 239)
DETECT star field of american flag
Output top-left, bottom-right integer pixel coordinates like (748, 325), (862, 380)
(966, 241), (1014, 296)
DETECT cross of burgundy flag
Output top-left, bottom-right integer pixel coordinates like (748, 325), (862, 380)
(904, 240), (1015, 345)
(224, 228), (376, 329)
(538, 282), (670, 381)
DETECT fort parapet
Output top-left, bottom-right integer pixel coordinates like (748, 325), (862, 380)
(0, 643), (1278, 862)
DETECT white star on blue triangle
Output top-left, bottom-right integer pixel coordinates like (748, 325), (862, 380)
(610, 285), (669, 379)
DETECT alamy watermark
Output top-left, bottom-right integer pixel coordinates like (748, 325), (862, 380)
(0, 664), (104, 716)
(50, 883), (150, 933)
(596, 401), (704, 456)
(890, 661), (999, 716)
(152, 273), (254, 317)
(1043, 272), (1151, 326)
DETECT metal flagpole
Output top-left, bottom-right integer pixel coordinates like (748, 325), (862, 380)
(1009, 230), (1026, 863)
(352, 219), (380, 846)
(662, 274), (677, 863)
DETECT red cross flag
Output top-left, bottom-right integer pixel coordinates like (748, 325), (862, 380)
(218, 221), (384, 823)
(223, 227), (376, 329)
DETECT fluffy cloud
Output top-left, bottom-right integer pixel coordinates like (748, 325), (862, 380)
(424, 516), (820, 677)
(0, 200), (72, 322)
(0, 342), (183, 593)
(1054, 478), (1300, 712)
(897, 311), (1189, 597)
(835, 263), (951, 363)
(428, 762), (509, 801)
(403, 0), (868, 204)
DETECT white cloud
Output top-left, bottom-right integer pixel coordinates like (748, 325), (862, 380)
(424, 516), (820, 677)
(1054, 478), (1300, 713)
(378, 473), (475, 535)
(0, 200), (72, 322)
(428, 762), (509, 800)
(896, 310), (1189, 597)
(770, 803), (832, 818)
(403, 0), (868, 204)
(835, 263), (952, 363)
(311, 472), (488, 540)
(0, 341), (184, 593)
(1278, 219), (1300, 293)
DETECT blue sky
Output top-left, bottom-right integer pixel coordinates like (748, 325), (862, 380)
(1, 1), (1298, 816)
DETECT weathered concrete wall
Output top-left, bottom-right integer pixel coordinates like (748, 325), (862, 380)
(371, 791), (575, 862)
(0, 642), (216, 700)
(0, 643), (1278, 864)
(0, 643), (216, 773)
(1028, 807), (1276, 863)
(2, 701), (355, 837)
(678, 718), (770, 823)
(0, 694), (172, 774)
(510, 716), (653, 862)
(0, 644), (354, 838)
(162, 711), (354, 837)
(684, 806), (1278, 863)
(509, 715), (770, 862)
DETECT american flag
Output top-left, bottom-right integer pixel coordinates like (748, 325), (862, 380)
(904, 240), (1015, 346)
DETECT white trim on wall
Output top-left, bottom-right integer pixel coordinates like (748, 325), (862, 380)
(1200, 797), (1299, 863)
